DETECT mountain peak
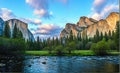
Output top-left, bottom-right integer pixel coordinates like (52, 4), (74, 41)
(60, 12), (119, 38)
(106, 12), (119, 30)
(77, 16), (96, 27)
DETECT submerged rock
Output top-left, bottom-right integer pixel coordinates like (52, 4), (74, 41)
(42, 62), (46, 64)
(0, 63), (6, 67)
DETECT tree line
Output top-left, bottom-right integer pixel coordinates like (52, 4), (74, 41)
(27, 21), (119, 55)
(0, 21), (119, 55)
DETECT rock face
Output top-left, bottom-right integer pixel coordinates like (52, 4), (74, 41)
(77, 16), (97, 27)
(6, 19), (35, 41)
(60, 12), (119, 38)
(60, 23), (77, 37)
(0, 18), (4, 35)
(0, 18), (35, 41)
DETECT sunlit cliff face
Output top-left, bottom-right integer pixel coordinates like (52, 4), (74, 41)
(60, 12), (119, 38)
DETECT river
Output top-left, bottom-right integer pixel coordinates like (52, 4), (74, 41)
(0, 56), (119, 73)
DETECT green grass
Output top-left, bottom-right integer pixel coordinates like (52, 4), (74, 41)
(24, 51), (50, 56)
(72, 50), (95, 56)
(108, 50), (120, 55)
(23, 50), (120, 56)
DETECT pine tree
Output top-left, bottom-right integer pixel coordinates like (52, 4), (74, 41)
(104, 32), (108, 41)
(69, 30), (73, 41)
(112, 31), (115, 40)
(13, 23), (23, 39)
(4, 22), (10, 38)
(35, 36), (40, 50)
(13, 24), (17, 38)
(96, 29), (100, 42)
(52, 37), (55, 46)
(77, 32), (81, 41)
(108, 30), (112, 39)
(93, 34), (97, 43)
(100, 32), (103, 41)
(18, 30), (23, 38)
(114, 21), (119, 51)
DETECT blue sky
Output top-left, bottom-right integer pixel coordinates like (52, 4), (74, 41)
(0, 0), (119, 39)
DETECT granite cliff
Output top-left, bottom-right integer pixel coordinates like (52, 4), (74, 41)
(60, 12), (119, 38)
(0, 18), (4, 35)
(0, 18), (35, 41)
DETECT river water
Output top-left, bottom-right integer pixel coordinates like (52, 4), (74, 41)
(0, 56), (119, 73)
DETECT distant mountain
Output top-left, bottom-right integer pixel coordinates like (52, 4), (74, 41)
(0, 18), (35, 41)
(60, 12), (119, 38)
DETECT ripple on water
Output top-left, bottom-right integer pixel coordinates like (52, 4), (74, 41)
(23, 56), (119, 73)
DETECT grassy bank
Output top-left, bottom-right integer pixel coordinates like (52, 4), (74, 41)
(23, 50), (120, 56)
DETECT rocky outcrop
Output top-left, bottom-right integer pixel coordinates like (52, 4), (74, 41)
(0, 18), (35, 41)
(6, 19), (35, 41)
(60, 23), (78, 37)
(60, 12), (119, 38)
(81, 19), (110, 37)
(106, 12), (119, 31)
(0, 18), (4, 35)
(77, 16), (98, 27)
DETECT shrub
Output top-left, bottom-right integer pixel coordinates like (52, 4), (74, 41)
(107, 39), (116, 50)
(90, 38), (110, 55)
(67, 41), (76, 54)
(76, 42), (83, 50)
(85, 42), (92, 50)
(55, 45), (64, 55)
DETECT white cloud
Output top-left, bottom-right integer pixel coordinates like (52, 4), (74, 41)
(0, 8), (16, 20)
(91, 4), (119, 20)
(33, 24), (62, 36)
(34, 9), (46, 16)
(89, 0), (119, 20)
(26, 0), (52, 18)
(0, 8), (42, 25)
(22, 18), (42, 25)
(93, 0), (106, 7)
(33, 9), (53, 18)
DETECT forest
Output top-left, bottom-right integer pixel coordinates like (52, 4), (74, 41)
(0, 21), (119, 56)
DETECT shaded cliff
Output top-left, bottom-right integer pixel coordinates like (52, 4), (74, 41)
(0, 18), (4, 35)
(6, 19), (35, 41)
(0, 18), (35, 41)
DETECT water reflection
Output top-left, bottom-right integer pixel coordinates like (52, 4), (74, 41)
(0, 55), (119, 73)
(23, 56), (119, 73)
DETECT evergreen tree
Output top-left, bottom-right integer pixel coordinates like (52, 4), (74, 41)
(13, 24), (17, 38)
(69, 30), (73, 41)
(93, 35), (97, 43)
(108, 30), (112, 39)
(52, 37), (55, 46)
(13, 23), (23, 39)
(114, 21), (119, 50)
(35, 36), (41, 50)
(17, 29), (23, 38)
(55, 37), (59, 46)
(112, 31), (115, 40)
(77, 32), (81, 41)
(100, 32), (103, 41)
(96, 29), (100, 42)
(104, 32), (108, 41)
(4, 22), (10, 38)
